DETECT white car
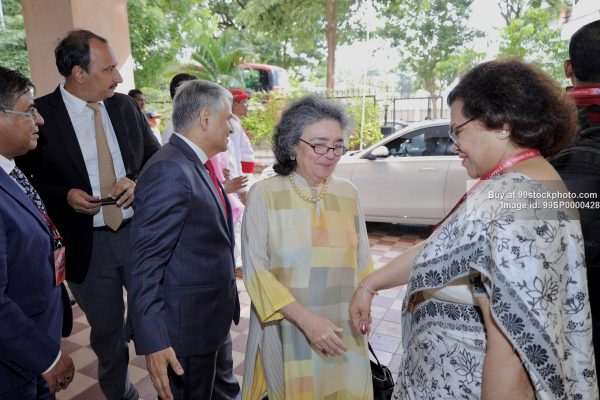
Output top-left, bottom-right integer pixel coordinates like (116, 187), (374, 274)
(261, 120), (472, 225)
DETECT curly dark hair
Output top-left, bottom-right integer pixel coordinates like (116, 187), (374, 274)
(447, 59), (577, 157)
(55, 30), (107, 77)
(272, 95), (349, 176)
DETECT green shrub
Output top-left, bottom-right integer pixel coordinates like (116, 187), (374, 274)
(345, 100), (383, 150)
(241, 95), (282, 145)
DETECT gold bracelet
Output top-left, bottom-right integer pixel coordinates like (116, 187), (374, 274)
(357, 282), (378, 296)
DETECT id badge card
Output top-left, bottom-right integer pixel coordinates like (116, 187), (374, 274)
(54, 245), (66, 286)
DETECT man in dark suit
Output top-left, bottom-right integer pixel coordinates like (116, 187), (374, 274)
(0, 66), (74, 399)
(127, 79), (240, 400)
(17, 30), (160, 400)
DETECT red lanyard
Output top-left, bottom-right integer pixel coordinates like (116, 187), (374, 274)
(432, 149), (541, 233)
(40, 211), (66, 286)
(40, 211), (63, 248)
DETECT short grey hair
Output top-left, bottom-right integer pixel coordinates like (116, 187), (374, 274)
(273, 95), (349, 175)
(172, 80), (232, 134)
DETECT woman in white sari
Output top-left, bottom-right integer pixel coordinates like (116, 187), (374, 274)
(349, 59), (598, 399)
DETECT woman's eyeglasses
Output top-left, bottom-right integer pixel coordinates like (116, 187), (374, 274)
(299, 138), (348, 156)
(448, 118), (475, 144)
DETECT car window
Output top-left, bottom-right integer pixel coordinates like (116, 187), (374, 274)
(259, 70), (270, 89)
(384, 125), (453, 157)
(241, 68), (270, 91)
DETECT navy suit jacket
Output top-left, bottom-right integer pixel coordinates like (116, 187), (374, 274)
(127, 134), (240, 357)
(16, 87), (160, 283)
(0, 169), (72, 393)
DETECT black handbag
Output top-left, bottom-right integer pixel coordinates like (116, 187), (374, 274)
(369, 342), (395, 400)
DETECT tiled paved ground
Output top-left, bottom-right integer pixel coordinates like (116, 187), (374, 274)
(56, 223), (429, 399)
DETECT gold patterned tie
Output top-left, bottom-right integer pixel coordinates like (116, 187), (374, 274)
(87, 102), (123, 231)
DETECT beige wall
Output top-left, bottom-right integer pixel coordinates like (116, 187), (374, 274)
(21, 0), (135, 97)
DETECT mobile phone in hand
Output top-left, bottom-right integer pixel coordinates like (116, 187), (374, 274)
(90, 197), (118, 206)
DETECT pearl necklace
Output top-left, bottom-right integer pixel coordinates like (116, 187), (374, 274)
(289, 174), (329, 203)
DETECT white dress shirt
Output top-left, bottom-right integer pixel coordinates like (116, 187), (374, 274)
(173, 132), (208, 164)
(229, 115), (254, 192)
(60, 82), (134, 227)
(230, 115), (255, 165)
(0, 154), (16, 181)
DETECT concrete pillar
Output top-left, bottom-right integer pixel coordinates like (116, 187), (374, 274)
(20, 0), (135, 97)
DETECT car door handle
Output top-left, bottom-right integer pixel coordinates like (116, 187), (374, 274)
(420, 167), (439, 172)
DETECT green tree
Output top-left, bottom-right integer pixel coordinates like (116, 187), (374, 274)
(378, 0), (482, 118)
(497, 0), (566, 25)
(208, 0), (319, 71)
(395, 72), (416, 97)
(241, 95), (283, 145)
(127, 0), (218, 88)
(184, 29), (252, 88)
(498, 0), (526, 24)
(238, 0), (364, 93)
(0, 0), (29, 75)
(498, 8), (568, 81)
(434, 49), (484, 89)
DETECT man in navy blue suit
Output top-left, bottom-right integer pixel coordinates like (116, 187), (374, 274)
(0, 66), (73, 399)
(127, 80), (240, 400)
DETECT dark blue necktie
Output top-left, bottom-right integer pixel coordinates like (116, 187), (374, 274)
(10, 166), (47, 214)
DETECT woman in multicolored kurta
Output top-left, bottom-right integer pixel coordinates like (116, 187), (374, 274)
(349, 60), (599, 399)
(241, 95), (374, 400)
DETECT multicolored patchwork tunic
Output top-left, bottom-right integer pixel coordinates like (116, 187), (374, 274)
(394, 172), (598, 399)
(241, 173), (374, 400)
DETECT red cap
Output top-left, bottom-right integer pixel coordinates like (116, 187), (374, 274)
(231, 89), (250, 102)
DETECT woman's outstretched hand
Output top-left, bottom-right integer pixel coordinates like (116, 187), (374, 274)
(349, 287), (374, 335)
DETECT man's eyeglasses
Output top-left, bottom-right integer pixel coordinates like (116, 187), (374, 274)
(299, 138), (348, 156)
(0, 108), (40, 121)
(448, 118), (475, 144)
